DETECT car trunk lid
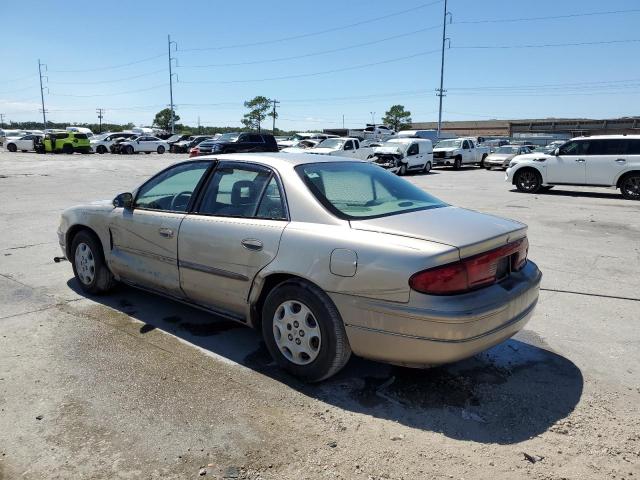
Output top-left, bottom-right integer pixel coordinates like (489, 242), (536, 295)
(349, 206), (527, 259)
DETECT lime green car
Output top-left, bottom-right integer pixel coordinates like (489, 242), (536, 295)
(40, 132), (91, 154)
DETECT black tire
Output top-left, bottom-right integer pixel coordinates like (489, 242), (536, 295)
(480, 154), (487, 168)
(396, 162), (407, 176)
(453, 156), (462, 170)
(620, 173), (640, 200)
(422, 160), (432, 174)
(70, 230), (116, 295)
(62, 143), (74, 154)
(514, 168), (542, 193)
(157, 145), (165, 154)
(125, 145), (134, 155)
(97, 145), (107, 154)
(261, 279), (351, 382)
(7, 143), (17, 152)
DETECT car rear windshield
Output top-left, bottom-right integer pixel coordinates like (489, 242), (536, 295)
(295, 162), (446, 220)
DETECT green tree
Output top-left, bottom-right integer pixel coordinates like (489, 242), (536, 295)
(241, 96), (272, 132)
(382, 105), (412, 131)
(153, 108), (180, 131)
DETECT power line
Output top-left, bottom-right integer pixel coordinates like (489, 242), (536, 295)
(0, 84), (40, 96)
(454, 7), (640, 25)
(49, 83), (167, 98)
(179, 49), (441, 84)
(49, 53), (165, 73)
(48, 68), (166, 85)
(178, 24), (442, 68)
(454, 38), (640, 50)
(179, 0), (442, 52)
(0, 74), (38, 84)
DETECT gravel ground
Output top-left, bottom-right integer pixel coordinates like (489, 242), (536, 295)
(0, 151), (638, 480)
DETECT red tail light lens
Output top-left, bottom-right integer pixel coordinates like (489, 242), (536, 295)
(189, 147), (199, 158)
(409, 237), (528, 295)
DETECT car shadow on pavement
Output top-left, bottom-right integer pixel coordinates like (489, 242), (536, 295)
(68, 279), (583, 445)
(509, 188), (624, 200)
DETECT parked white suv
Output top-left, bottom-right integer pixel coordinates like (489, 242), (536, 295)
(506, 135), (640, 200)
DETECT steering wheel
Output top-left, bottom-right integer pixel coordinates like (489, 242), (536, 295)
(170, 191), (192, 210)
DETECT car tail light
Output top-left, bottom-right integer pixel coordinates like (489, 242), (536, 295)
(189, 147), (199, 158)
(409, 237), (528, 295)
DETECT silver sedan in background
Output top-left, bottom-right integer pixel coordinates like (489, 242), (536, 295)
(57, 153), (541, 382)
(484, 145), (532, 170)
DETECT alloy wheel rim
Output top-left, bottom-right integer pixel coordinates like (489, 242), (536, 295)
(273, 300), (321, 365)
(519, 171), (537, 191)
(74, 242), (95, 285)
(623, 177), (640, 198)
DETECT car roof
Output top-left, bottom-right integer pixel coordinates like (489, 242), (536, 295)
(386, 137), (430, 144)
(194, 152), (364, 168)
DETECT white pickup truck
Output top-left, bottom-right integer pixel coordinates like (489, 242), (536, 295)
(311, 137), (374, 160)
(433, 137), (490, 169)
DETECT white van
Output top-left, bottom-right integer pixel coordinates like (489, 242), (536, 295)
(370, 138), (434, 175)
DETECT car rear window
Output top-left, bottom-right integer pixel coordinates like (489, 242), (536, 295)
(295, 162), (446, 220)
(74, 133), (88, 139)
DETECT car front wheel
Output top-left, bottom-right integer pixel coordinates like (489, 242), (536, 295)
(7, 143), (17, 152)
(422, 161), (432, 174)
(125, 145), (134, 154)
(620, 173), (640, 200)
(262, 279), (351, 382)
(71, 230), (116, 295)
(514, 168), (542, 193)
(157, 145), (165, 154)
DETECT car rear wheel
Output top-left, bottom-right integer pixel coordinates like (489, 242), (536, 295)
(514, 168), (542, 193)
(422, 161), (432, 174)
(7, 143), (17, 152)
(97, 145), (107, 154)
(453, 156), (462, 170)
(620, 173), (640, 200)
(480, 154), (487, 168)
(262, 279), (351, 382)
(157, 145), (165, 154)
(71, 230), (116, 295)
(62, 144), (74, 154)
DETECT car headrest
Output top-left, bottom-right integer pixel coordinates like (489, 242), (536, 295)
(231, 180), (257, 206)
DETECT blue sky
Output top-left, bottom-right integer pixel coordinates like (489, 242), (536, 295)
(1, 0), (639, 130)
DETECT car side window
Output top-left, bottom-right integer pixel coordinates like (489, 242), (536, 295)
(354, 140), (360, 149)
(462, 141), (469, 149)
(407, 143), (419, 156)
(589, 139), (625, 155)
(256, 177), (286, 220)
(559, 141), (590, 156)
(626, 139), (640, 155)
(197, 164), (272, 218)
(344, 141), (354, 151)
(134, 161), (210, 212)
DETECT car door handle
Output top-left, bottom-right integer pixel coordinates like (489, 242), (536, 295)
(158, 227), (174, 238)
(241, 238), (263, 251)
(615, 158), (626, 163)
(575, 158), (586, 163)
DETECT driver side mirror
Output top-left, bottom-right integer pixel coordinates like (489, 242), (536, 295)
(553, 148), (560, 156)
(113, 192), (133, 209)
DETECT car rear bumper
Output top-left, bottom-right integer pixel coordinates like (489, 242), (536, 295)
(329, 260), (541, 367)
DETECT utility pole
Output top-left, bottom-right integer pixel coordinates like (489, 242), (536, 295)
(197, 115), (201, 134)
(96, 108), (104, 133)
(436, 0), (452, 137)
(370, 112), (376, 125)
(342, 114), (345, 129)
(168, 34), (177, 134)
(38, 59), (48, 131)
(0, 113), (5, 128)
(270, 99), (280, 134)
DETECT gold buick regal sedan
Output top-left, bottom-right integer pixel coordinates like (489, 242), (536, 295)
(58, 153), (541, 382)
